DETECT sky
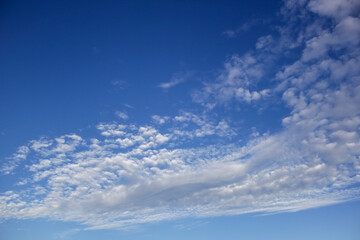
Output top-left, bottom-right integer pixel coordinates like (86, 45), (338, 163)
(1, 0), (360, 239)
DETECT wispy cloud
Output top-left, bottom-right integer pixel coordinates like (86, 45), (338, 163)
(158, 71), (192, 89)
(123, 103), (134, 109)
(158, 78), (184, 89)
(222, 19), (260, 38)
(0, 146), (29, 174)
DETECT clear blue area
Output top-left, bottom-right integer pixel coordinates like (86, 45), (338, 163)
(1, 201), (359, 240)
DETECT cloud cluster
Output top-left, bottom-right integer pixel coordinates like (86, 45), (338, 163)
(0, 146), (29, 175)
(1, 0), (360, 230)
(192, 53), (271, 108)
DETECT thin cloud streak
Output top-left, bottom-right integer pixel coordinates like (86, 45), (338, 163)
(158, 71), (193, 89)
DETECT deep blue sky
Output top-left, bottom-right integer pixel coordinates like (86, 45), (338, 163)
(0, 0), (281, 149)
(1, 0), (360, 239)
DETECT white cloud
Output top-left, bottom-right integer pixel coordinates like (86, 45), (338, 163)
(30, 138), (53, 151)
(158, 72), (192, 89)
(0, 146), (29, 174)
(152, 115), (169, 124)
(308, 0), (360, 19)
(158, 77), (185, 89)
(97, 123), (127, 137)
(235, 88), (270, 103)
(0, 115), (359, 229)
(192, 54), (270, 108)
(123, 103), (134, 109)
(115, 111), (129, 120)
(171, 111), (235, 138)
(256, 35), (273, 49)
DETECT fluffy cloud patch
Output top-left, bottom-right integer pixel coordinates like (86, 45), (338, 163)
(192, 53), (271, 108)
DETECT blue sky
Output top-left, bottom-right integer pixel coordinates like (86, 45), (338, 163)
(1, 0), (360, 239)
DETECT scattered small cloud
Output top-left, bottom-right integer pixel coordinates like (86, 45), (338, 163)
(123, 103), (134, 109)
(158, 78), (185, 89)
(115, 111), (129, 120)
(158, 71), (193, 90)
(152, 115), (169, 124)
(0, 146), (29, 175)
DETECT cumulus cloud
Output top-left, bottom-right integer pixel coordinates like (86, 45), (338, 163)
(1, 0), (360, 231)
